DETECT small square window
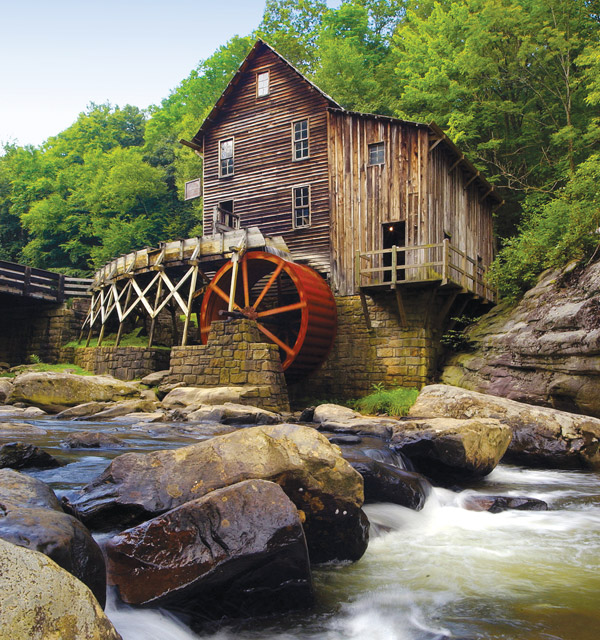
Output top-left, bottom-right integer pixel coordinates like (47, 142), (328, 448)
(293, 186), (310, 228)
(368, 142), (385, 165)
(219, 138), (234, 177)
(293, 119), (309, 160)
(257, 71), (269, 97)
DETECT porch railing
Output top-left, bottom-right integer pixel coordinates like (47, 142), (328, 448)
(355, 239), (497, 303)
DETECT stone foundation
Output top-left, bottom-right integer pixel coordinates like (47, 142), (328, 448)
(168, 319), (290, 413)
(61, 346), (171, 381)
(289, 292), (440, 405)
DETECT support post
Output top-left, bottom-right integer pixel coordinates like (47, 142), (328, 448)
(358, 290), (372, 331)
(115, 281), (132, 347)
(182, 263), (199, 346)
(148, 271), (164, 348)
(395, 286), (408, 327)
(442, 238), (450, 285)
(391, 245), (398, 286)
(355, 250), (361, 290)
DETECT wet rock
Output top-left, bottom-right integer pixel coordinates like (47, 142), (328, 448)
(8, 371), (141, 412)
(140, 370), (171, 387)
(106, 479), (313, 619)
(391, 416), (512, 482)
(345, 452), (431, 509)
(78, 399), (158, 421)
(113, 411), (166, 424)
(328, 434), (363, 445)
(0, 422), (47, 440)
(410, 384), (600, 470)
(22, 406), (47, 417)
(185, 402), (281, 425)
(161, 385), (263, 410)
(61, 431), (125, 449)
(68, 424), (368, 563)
(0, 468), (62, 510)
(461, 494), (548, 513)
(313, 403), (399, 437)
(0, 442), (62, 469)
(0, 538), (121, 640)
(299, 406), (315, 422)
(129, 422), (238, 439)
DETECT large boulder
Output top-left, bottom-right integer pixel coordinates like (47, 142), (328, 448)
(161, 385), (263, 410)
(0, 378), (13, 403)
(0, 422), (47, 440)
(106, 480), (313, 619)
(313, 403), (399, 437)
(185, 402), (281, 425)
(442, 261), (600, 418)
(8, 371), (141, 412)
(0, 539), (121, 640)
(68, 424), (368, 563)
(410, 384), (600, 469)
(391, 416), (512, 482)
(0, 469), (106, 607)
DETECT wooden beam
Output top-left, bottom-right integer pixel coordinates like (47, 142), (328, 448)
(463, 171), (480, 190)
(395, 286), (408, 327)
(358, 290), (372, 331)
(179, 138), (203, 153)
(479, 187), (494, 203)
(448, 155), (464, 173)
(428, 137), (444, 153)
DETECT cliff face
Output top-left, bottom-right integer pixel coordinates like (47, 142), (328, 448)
(442, 260), (600, 418)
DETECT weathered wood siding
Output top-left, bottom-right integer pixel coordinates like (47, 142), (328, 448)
(328, 111), (495, 295)
(202, 46), (332, 274)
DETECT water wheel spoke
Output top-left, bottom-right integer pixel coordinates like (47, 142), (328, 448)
(253, 262), (284, 310)
(242, 259), (250, 307)
(256, 301), (306, 318)
(256, 322), (295, 356)
(208, 282), (241, 311)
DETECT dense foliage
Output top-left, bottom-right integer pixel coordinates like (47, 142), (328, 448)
(1, 0), (599, 293)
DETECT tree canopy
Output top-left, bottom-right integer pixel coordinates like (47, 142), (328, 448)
(1, 0), (599, 297)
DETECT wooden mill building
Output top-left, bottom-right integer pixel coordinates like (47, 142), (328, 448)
(181, 39), (502, 398)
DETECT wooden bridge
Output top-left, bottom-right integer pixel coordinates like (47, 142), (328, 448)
(0, 260), (91, 302)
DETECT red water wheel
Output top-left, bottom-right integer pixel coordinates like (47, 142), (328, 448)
(200, 251), (337, 380)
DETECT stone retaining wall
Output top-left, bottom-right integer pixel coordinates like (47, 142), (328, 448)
(61, 346), (171, 381)
(169, 319), (290, 413)
(288, 292), (439, 405)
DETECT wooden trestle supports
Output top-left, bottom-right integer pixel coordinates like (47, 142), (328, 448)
(79, 228), (289, 348)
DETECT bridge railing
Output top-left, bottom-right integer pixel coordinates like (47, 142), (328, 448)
(0, 260), (91, 301)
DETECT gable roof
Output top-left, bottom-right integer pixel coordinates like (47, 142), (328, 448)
(191, 39), (341, 147)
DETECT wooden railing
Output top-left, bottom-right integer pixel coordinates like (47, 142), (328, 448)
(0, 260), (91, 301)
(355, 239), (497, 302)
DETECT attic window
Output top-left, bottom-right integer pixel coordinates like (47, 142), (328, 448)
(219, 138), (234, 177)
(368, 142), (385, 166)
(293, 119), (309, 160)
(257, 71), (270, 97)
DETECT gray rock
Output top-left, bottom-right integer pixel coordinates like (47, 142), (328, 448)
(0, 422), (47, 440)
(410, 384), (600, 469)
(140, 370), (171, 386)
(185, 402), (281, 425)
(0, 539), (121, 640)
(161, 385), (263, 410)
(61, 431), (125, 449)
(0, 443), (62, 469)
(0, 468), (62, 510)
(313, 403), (360, 423)
(0, 379), (14, 403)
(82, 399), (159, 421)
(55, 402), (110, 419)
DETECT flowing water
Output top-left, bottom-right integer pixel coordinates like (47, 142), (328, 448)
(16, 418), (600, 640)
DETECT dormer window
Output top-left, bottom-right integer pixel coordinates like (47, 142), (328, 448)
(257, 71), (270, 97)
(293, 119), (309, 160)
(219, 138), (234, 177)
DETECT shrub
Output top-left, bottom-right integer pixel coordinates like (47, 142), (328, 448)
(354, 385), (419, 417)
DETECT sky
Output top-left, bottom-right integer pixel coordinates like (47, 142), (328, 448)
(1, 0), (340, 149)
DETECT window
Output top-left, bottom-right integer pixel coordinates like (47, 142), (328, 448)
(257, 70), (270, 97)
(214, 200), (239, 231)
(219, 138), (234, 177)
(293, 186), (310, 228)
(368, 142), (385, 166)
(292, 119), (309, 160)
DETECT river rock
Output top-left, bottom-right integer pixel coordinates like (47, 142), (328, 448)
(55, 402), (111, 419)
(185, 402), (281, 425)
(0, 442), (62, 469)
(391, 416), (512, 481)
(0, 379), (13, 403)
(0, 468), (62, 510)
(461, 494), (548, 513)
(140, 370), (171, 386)
(106, 479), (313, 618)
(410, 384), (600, 469)
(8, 371), (141, 412)
(0, 422), (47, 440)
(313, 404), (399, 437)
(61, 431), (125, 449)
(345, 452), (431, 509)
(161, 385), (263, 409)
(0, 538), (121, 640)
(68, 423), (368, 563)
(442, 261), (600, 418)
(81, 399), (158, 421)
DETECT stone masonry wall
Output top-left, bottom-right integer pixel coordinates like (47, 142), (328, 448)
(288, 292), (439, 405)
(0, 297), (89, 366)
(169, 319), (290, 413)
(60, 346), (171, 381)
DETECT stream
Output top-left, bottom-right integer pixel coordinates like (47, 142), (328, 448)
(19, 417), (600, 640)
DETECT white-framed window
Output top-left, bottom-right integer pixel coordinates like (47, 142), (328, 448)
(292, 119), (309, 160)
(368, 141), (385, 166)
(219, 138), (234, 177)
(257, 70), (270, 97)
(292, 185), (311, 228)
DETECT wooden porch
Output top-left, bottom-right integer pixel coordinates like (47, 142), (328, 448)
(355, 239), (497, 304)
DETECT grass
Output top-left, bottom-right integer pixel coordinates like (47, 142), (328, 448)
(353, 385), (419, 417)
(9, 362), (94, 376)
(65, 329), (169, 350)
